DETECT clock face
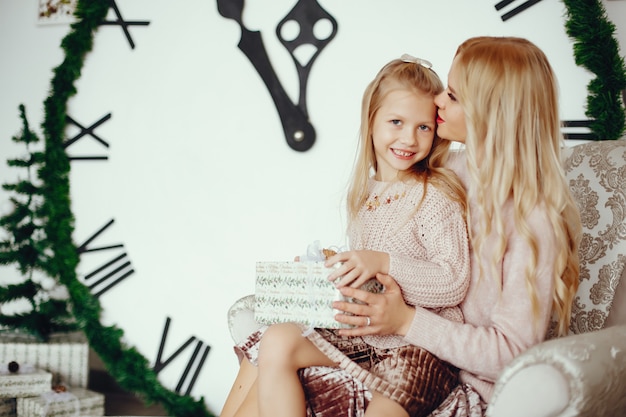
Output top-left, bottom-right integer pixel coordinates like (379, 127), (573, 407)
(1, 0), (602, 412)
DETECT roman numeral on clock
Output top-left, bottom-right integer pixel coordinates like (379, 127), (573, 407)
(64, 113), (111, 161)
(100, 0), (150, 50)
(153, 316), (211, 396)
(76, 218), (135, 298)
(561, 119), (598, 140)
(495, 0), (544, 21)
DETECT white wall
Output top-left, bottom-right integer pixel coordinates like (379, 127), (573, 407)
(606, 1), (626, 51)
(1, 0), (625, 413)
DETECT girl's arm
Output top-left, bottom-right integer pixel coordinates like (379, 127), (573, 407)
(327, 187), (470, 308)
(387, 189), (470, 308)
(325, 249), (390, 289)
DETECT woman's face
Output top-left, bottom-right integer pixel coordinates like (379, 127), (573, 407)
(434, 57), (467, 143)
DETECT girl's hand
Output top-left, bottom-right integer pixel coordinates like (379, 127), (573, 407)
(332, 273), (415, 337)
(325, 250), (389, 288)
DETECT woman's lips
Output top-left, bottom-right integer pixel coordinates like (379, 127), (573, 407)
(436, 115), (445, 124)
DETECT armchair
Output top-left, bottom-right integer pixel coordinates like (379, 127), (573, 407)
(226, 140), (626, 417)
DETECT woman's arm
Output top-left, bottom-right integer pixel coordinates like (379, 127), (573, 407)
(335, 205), (558, 382)
(333, 272), (417, 337)
(333, 274), (415, 336)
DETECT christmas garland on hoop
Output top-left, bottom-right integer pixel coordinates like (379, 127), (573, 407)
(563, 0), (626, 139)
(16, 0), (214, 416)
(2, 0), (625, 416)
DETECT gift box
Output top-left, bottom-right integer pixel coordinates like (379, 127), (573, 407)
(16, 387), (104, 417)
(0, 398), (16, 417)
(0, 366), (52, 399)
(255, 261), (351, 329)
(0, 331), (88, 388)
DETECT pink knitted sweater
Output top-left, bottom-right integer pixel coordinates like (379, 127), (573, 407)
(404, 153), (558, 401)
(350, 178), (470, 349)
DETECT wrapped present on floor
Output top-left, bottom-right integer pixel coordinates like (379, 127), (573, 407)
(255, 261), (352, 329)
(0, 331), (88, 388)
(0, 398), (16, 417)
(0, 363), (52, 399)
(16, 387), (104, 417)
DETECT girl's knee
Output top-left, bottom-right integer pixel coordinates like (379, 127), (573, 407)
(261, 323), (302, 347)
(258, 323), (303, 366)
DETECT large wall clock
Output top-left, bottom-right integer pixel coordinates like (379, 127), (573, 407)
(3, 0), (622, 413)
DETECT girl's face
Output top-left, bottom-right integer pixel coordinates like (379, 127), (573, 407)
(434, 57), (467, 143)
(371, 88), (436, 182)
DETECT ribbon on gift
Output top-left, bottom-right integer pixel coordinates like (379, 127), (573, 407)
(299, 241), (347, 336)
(299, 240), (347, 262)
(40, 386), (79, 417)
(299, 240), (325, 262)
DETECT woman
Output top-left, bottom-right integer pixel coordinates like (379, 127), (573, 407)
(331, 36), (582, 415)
(220, 36), (582, 417)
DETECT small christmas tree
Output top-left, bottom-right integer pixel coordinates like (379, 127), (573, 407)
(0, 104), (76, 341)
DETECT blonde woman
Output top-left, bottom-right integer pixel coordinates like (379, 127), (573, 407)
(332, 36), (582, 416)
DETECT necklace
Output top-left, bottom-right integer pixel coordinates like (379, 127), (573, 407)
(365, 190), (407, 211)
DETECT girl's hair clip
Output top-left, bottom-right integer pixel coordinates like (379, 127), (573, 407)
(400, 53), (433, 69)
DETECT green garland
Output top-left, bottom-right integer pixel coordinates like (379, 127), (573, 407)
(562, 0), (626, 139)
(34, 1), (214, 415)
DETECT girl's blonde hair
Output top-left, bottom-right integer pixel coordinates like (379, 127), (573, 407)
(347, 59), (466, 224)
(454, 36), (582, 336)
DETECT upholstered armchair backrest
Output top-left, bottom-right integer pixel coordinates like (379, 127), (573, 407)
(559, 140), (626, 335)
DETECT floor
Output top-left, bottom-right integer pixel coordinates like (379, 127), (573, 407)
(89, 349), (170, 416)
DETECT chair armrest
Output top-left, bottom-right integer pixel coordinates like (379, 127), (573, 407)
(227, 294), (262, 344)
(487, 325), (626, 417)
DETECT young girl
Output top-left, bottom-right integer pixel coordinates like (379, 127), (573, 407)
(326, 37), (583, 417)
(221, 55), (470, 417)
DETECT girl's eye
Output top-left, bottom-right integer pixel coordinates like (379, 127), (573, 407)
(391, 119), (402, 126)
(418, 125), (432, 132)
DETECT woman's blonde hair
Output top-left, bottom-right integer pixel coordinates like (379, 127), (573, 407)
(454, 37), (582, 336)
(347, 59), (466, 224)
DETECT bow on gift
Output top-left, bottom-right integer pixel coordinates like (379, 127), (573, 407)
(299, 240), (347, 262)
(41, 385), (80, 417)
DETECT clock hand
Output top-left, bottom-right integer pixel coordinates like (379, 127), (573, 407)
(276, 0), (338, 118)
(494, 0), (544, 21)
(217, 0), (316, 152)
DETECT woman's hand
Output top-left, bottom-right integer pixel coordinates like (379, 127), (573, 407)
(332, 273), (415, 337)
(325, 250), (389, 288)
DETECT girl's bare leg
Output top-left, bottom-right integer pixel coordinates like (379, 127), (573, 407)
(364, 391), (409, 417)
(231, 378), (258, 417)
(257, 323), (336, 417)
(220, 358), (258, 417)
